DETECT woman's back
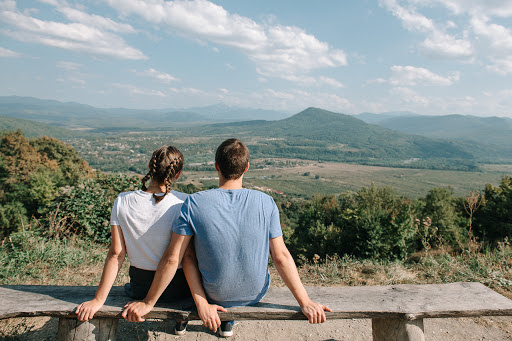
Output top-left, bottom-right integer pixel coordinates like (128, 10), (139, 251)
(111, 189), (188, 271)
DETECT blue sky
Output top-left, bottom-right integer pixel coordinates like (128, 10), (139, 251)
(1, 0), (512, 117)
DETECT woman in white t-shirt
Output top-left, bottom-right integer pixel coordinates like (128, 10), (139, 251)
(76, 145), (191, 333)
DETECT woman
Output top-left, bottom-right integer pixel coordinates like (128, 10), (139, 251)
(76, 145), (191, 334)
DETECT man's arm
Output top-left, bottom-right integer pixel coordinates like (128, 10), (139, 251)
(181, 243), (227, 332)
(122, 232), (192, 322)
(269, 236), (332, 323)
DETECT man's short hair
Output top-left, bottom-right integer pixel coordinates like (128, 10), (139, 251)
(215, 138), (250, 180)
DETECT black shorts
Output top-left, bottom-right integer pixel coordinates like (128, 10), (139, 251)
(126, 266), (191, 302)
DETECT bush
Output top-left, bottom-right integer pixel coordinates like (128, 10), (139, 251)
(42, 173), (139, 243)
(474, 176), (512, 242)
(291, 185), (416, 260)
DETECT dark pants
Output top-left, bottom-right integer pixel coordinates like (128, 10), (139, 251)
(126, 266), (191, 302)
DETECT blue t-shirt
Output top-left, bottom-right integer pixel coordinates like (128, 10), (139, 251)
(173, 188), (282, 307)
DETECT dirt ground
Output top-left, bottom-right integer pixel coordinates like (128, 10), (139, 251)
(1, 315), (511, 340)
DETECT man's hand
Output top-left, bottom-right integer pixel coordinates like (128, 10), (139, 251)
(122, 301), (154, 322)
(300, 300), (332, 323)
(75, 299), (103, 321)
(197, 303), (227, 333)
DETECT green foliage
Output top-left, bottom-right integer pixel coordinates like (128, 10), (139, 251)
(0, 202), (28, 236)
(474, 176), (512, 241)
(418, 187), (467, 248)
(44, 173), (139, 243)
(290, 185), (416, 261)
(0, 130), (94, 224)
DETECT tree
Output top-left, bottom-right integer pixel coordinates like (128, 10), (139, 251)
(473, 176), (512, 242)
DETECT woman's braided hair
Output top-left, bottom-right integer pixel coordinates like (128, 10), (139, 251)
(141, 145), (184, 203)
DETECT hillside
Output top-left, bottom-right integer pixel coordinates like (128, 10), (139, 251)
(202, 107), (477, 169)
(0, 116), (81, 139)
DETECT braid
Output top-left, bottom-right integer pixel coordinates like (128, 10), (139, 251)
(141, 152), (158, 191)
(145, 145), (184, 204)
(141, 172), (151, 191)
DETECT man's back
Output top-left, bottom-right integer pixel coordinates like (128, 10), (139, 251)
(174, 188), (282, 307)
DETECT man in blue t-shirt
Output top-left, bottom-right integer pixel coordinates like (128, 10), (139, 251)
(123, 139), (331, 337)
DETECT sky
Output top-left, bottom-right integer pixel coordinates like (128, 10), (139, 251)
(1, 0), (512, 117)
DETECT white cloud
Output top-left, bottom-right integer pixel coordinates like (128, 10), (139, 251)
(280, 74), (344, 88)
(424, 0), (512, 18)
(0, 4), (146, 60)
(390, 65), (459, 86)
(469, 16), (512, 74)
(58, 76), (85, 85)
(58, 7), (136, 33)
(56, 61), (82, 70)
(112, 83), (166, 97)
(390, 87), (430, 105)
(471, 16), (512, 50)
(0, 0), (16, 11)
(486, 57), (512, 75)
(366, 78), (387, 85)
(319, 76), (344, 88)
(380, 0), (473, 59)
(169, 87), (203, 95)
(136, 68), (179, 83)
(0, 46), (20, 57)
(105, 0), (347, 79)
(420, 31), (473, 59)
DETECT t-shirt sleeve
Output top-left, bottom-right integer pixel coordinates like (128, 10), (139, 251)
(269, 200), (283, 239)
(110, 196), (120, 226)
(173, 197), (194, 236)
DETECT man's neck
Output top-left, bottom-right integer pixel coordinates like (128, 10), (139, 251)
(218, 177), (243, 190)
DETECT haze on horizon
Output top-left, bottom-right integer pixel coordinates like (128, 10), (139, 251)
(1, 0), (512, 118)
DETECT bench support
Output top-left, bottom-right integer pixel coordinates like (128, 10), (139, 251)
(57, 318), (118, 341)
(372, 318), (425, 341)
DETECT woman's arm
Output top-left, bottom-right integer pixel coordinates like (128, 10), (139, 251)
(181, 242), (226, 333)
(122, 233), (192, 322)
(75, 225), (127, 321)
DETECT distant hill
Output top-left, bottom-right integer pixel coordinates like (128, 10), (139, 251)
(375, 114), (512, 143)
(201, 107), (479, 170)
(0, 115), (80, 139)
(185, 103), (290, 121)
(369, 114), (512, 161)
(355, 111), (418, 124)
(0, 96), (288, 130)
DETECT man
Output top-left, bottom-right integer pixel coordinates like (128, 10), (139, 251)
(123, 138), (331, 337)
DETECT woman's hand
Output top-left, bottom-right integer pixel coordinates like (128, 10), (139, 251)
(75, 299), (104, 321)
(197, 303), (227, 333)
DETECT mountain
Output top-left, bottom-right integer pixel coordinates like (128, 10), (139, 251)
(355, 111), (418, 124)
(0, 96), (288, 130)
(374, 114), (512, 143)
(201, 107), (478, 169)
(369, 114), (512, 160)
(182, 103), (290, 121)
(0, 115), (81, 139)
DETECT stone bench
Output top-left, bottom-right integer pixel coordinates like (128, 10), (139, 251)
(1, 282), (511, 340)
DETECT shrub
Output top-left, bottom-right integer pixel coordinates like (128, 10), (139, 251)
(42, 173), (139, 243)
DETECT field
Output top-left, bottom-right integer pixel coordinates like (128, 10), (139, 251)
(183, 158), (511, 198)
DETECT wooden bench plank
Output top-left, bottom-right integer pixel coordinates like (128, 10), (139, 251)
(1, 282), (511, 321)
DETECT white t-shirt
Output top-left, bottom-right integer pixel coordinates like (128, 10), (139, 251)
(110, 189), (189, 271)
